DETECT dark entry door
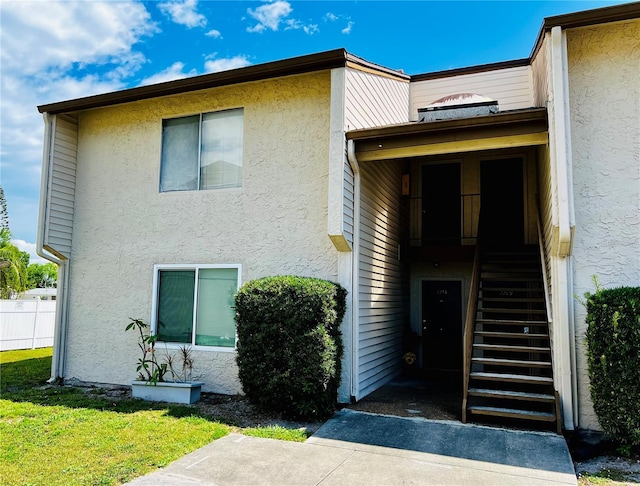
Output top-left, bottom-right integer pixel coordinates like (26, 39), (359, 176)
(480, 158), (524, 246)
(422, 280), (462, 374)
(422, 163), (461, 245)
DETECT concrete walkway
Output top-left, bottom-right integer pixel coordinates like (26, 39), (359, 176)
(126, 409), (577, 485)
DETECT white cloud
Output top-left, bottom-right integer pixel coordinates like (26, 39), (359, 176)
(283, 18), (318, 35)
(12, 240), (48, 265)
(0, 1), (158, 244)
(284, 18), (303, 31)
(303, 24), (319, 35)
(342, 21), (354, 34)
(158, 0), (207, 28)
(0, 1), (157, 76)
(247, 1), (292, 33)
(204, 55), (251, 73)
(140, 62), (197, 86)
(324, 12), (338, 22)
(206, 29), (222, 39)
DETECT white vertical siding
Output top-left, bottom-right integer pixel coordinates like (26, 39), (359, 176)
(345, 68), (410, 130)
(537, 145), (556, 330)
(357, 160), (408, 397)
(44, 114), (78, 259)
(532, 35), (550, 108)
(410, 66), (533, 119)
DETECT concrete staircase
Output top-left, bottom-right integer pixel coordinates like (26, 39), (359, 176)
(464, 246), (561, 433)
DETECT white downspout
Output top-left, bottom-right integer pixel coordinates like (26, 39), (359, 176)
(550, 26), (577, 430)
(347, 139), (361, 401)
(37, 113), (68, 382)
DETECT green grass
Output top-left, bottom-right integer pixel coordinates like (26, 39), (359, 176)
(0, 348), (308, 486)
(1, 347), (54, 392)
(243, 424), (309, 442)
(578, 469), (633, 485)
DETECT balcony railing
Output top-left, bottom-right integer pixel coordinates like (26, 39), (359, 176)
(408, 193), (480, 247)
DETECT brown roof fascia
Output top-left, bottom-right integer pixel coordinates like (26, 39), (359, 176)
(411, 59), (530, 82)
(38, 48), (349, 115)
(345, 52), (410, 81)
(346, 108), (548, 141)
(530, 1), (640, 59)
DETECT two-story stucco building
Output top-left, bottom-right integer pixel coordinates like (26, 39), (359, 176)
(37, 3), (639, 434)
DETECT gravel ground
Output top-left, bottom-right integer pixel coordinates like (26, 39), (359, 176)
(575, 456), (640, 484)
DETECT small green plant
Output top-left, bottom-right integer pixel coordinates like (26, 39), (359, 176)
(126, 318), (195, 384)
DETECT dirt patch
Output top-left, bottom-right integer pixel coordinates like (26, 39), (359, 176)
(344, 377), (461, 421)
(81, 384), (323, 434)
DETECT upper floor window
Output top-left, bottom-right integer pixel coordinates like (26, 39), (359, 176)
(160, 108), (244, 192)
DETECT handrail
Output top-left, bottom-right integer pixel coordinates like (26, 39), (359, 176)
(537, 199), (562, 433)
(461, 225), (482, 423)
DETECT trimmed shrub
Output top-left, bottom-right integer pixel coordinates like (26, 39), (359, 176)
(235, 276), (346, 420)
(584, 283), (640, 446)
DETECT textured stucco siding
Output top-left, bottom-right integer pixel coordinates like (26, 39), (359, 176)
(567, 20), (640, 430)
(65, 72), (337, 394)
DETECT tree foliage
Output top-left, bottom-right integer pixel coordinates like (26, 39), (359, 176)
(0, 186), (8, 230)
(27, 263), (58, 289)
(0, 228), (28, 298)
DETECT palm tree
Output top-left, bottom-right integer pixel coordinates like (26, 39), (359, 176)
(0, 228), (27, 299)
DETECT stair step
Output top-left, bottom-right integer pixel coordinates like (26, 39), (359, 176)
(480, 261), (541, 273)
(473, 343), (551, 353)
(470, 372), (554, 384)
(483, 250), (538, 256)
(478, 297), (545, 303)
(475, 331), (548, 339)
(472, 357), (552, 368)
(468, 388), (556, 403)
(478, 307), (546, 315)
(479, 287), (543, 293)
(477, 318), (548, 326)
(481, 276), (543, 282)
(482, 260), (539, 265)
(468, 406), (556, 422)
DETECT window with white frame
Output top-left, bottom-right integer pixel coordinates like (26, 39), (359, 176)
(152, 265), (241, 348)
(160, 108), (244, 192)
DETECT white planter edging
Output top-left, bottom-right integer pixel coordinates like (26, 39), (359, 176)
(131, 381), (205, 404)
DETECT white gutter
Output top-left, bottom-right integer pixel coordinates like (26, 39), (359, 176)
(37, 113), (68, 382)
(549, 26), (577, 429)
(550, 27), (574, 258)
(347, 139), (361, 401)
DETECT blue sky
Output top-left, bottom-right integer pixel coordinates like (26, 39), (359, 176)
(0, 0), (627, 263)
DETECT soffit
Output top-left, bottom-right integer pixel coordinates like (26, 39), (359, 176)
(347, 108), (548, 162)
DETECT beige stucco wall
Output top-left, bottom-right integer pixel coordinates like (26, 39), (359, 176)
(65, 71), (337, 394)
(567, 20), (640, 430)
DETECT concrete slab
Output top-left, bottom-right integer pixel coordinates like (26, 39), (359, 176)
(126, 409), (577, 486)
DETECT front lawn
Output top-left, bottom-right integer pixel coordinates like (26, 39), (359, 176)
(0, 348), (306, 486)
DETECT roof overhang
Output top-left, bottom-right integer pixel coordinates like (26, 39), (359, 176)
(37, 49), (408, 115)
(347, 108), (548, 162)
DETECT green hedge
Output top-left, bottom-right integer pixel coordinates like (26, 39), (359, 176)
(235, 276), (346, 420)
(584, 284), (640, 446)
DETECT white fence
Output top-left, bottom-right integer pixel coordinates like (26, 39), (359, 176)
(0, 299), (56, 351)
